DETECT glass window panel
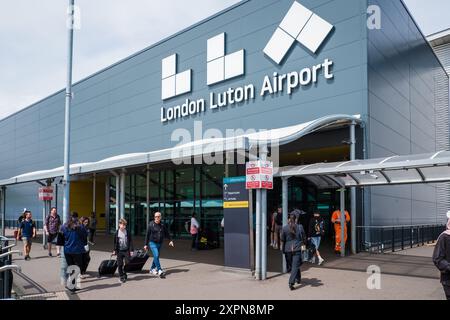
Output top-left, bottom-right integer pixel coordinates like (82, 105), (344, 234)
(421, 166), (450, 181)
(383, 169), (421, 183)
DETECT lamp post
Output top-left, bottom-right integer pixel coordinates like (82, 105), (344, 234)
(63, 0), (75, 223)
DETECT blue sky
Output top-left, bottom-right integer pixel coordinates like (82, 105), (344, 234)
(0, 0), (449, 120)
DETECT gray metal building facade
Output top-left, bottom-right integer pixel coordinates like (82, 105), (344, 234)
(0, 0), (448, 229)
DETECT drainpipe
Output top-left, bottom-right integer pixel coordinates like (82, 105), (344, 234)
(350, 121), (356, 254)
(281, 177), (289, 273)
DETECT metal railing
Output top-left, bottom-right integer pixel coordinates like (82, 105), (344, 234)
(1, 236), (20, 299)
(356, 224), (446, 253)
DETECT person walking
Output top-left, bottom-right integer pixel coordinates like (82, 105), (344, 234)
(308, 209), (325, 265)
(113, 218), (134, 283)
(79, 217), (91, 278)
(15, 209), (27, 240)
(432, 214), (450, 300)
(44, 207), (62, 257)
(272, 206), (283, 249)
(17, 210), (36, 260)
(61, 212), (87, 291)
(190, 212), (200, 251)
(281, 214), (306, 290)
(89, 212), (97, 244)
(144, 212), (174, 278)
(331, 208), (350, 255)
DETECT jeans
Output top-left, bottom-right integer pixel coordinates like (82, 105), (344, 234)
(288, 252), (302, 285)
(81, 251), (90, 274)
(310, 236), (321, 251)
(89, 229), (96, 242)
(444, 284), (450, 300)
(191, 233), (198, 249)
(149, 242), (162, 271)
(117, 250), (130, 278)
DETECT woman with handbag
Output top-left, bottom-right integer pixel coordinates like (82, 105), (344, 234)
(281, 214), (306, 290)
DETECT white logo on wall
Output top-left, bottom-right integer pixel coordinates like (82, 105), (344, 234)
(160, 1), (335, 122)
(161, 54), (192, 100)
(264, 1), (334, 64)
(207, 33), (245, 85)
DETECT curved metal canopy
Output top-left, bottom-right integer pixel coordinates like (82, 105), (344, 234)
(276, 150), (450, 188)
(0, 114), (361, 186)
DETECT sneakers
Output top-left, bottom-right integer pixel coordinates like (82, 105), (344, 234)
(158, 269), (165, 278)
(309, 256), (316, 264)
(289, 284), (295, 291)
(119, 277), (126, 283)
(56, 253), (61, 258)
(150, 268), (158, 275)
(48, 252), (53, 257)
(24, 255), (30, 261)
(318, 257), (324, 265)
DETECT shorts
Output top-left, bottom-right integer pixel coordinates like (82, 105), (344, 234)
(48, 233), (57, 243)
(310, 236), (321, 250)
(22, 237), (32, 245)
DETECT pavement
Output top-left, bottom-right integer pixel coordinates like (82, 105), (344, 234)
(3, 228), (447, 300)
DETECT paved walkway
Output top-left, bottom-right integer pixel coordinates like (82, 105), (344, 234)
(4, 229), (446, 300)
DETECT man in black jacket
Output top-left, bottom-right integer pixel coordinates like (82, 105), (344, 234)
(144, 212), (174, 278)
(113, 218), (134, 283)
(433, 217), (450, 300)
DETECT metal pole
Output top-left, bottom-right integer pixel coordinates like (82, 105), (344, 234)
(340, 188), (346, 257)
(92, 173), (96, 214)
(260, 146), (268, 280)
(146, 166), (150, 228)
(255, 189), (261, 280)
(120, 171), (125, 219)
(115, 174), (120, 229)
(281, 177), (289, 273)
(350, 121), (356, 254)
(42, 201), (46, 248)
(0, 187), (4, 236)
(62, 0), (75, 224)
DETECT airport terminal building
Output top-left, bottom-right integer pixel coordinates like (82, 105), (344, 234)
(0, 0), (449, 251)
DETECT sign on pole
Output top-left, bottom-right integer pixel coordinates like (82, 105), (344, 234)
(39, 187), (54, 201)
(245, 160), (273, 189)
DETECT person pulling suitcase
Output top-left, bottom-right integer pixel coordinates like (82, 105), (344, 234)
(113, 218), (134, 283)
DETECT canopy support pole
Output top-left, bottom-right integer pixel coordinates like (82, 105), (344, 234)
(260, 145), (268, 280)
(281, 177), (289, 273)
(350, 121), (356, 254)
(340, 188), (346, 257)
(120, 170), (125, 220)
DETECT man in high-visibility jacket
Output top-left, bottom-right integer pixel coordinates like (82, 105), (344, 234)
(331, 209), (350, 254)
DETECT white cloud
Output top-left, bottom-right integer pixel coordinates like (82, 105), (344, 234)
(0, 0), (240, 120)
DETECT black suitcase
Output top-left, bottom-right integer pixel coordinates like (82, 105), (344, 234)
(124, 249), (149, 272)
(98, 255), (118, 276)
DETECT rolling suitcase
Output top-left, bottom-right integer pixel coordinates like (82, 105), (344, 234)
(98, 255), (118, 277)
(124, 249), (149, 272)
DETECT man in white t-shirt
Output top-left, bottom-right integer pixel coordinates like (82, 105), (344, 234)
(190, 212), (200, 251)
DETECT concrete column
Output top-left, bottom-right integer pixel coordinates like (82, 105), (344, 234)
(281, 177), (289, 273)
(340, 188), (346, 257)
(350, 121), (356, 254)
